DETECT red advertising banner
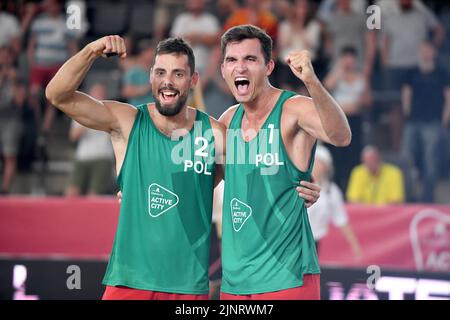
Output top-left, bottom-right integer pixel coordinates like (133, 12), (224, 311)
(0, 198), (449, 274)
(319, 205), (450, 273)
(0, 197), (119, 259)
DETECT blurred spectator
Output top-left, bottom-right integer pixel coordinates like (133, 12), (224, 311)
(27, 0), (77, 135)
(376, 0), (442, 24)
(0, 1), (21, 57)
(324, 0), (376, 79)
(201, 45), (234, 118)
(0, 45), (24, 194)
(317, 0), (368, 24)
(324, 46), (372, 191)
(380, 0), (445, 151)
(18, 1), (39, 47)
(118, 33), (138, 72)
(211, 0), (239, 26)
(222, 0), (279, 43)
(153, 0), (186, 41)
(401, 41), (450, 203)
(65, 84), (114, 197)
(122, 39), (155, 107)
(308, 145), (362, 261)
(277, 0), (321, 92)
(347, 145), (405, 205)
(170, 0), (220, 76)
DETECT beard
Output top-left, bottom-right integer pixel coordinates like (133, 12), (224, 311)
(153, 87), (189, 117)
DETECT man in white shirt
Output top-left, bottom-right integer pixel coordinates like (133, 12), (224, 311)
(308, 145), (362, 260)
(170, 0), (220, 76)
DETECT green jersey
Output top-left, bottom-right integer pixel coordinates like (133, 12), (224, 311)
(221, 90), (320, 295)
(103, 104), (215, 294)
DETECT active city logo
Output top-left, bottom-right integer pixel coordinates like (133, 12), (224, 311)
(148, 183), (179, 218)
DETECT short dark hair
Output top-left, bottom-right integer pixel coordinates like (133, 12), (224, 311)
(153, 37), (195, 74)
(221, 24), (273, 63)
(340, 46), (358, 57)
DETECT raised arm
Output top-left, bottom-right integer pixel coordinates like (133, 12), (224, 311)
(45, 35), (133, 134)
(285, 50), (351, 146)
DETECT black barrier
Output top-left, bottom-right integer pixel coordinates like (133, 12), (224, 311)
(1, 258), (449, 300)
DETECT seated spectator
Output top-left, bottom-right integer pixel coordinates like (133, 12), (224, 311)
(153, 0), (186, 41)
(324, 46), (372, 191)
(401, 41), (450, 203)
(308, 145), (362, 261)
(0, 2), (21, 58)
(170, 0), (220, 76)
(27, 0), (77, 136)
(324, 0), (375, 79)
(0, 45), (23, 194)
(121, 39), (155, 107)
(317, 0), (368, 24)
(277, 0), (321, 92)
(200, 45), (234, 118)
(65, 84), (114, 197)
(347, 145), (405, 205)
(380, 0), (445, 151)
(222, 0), (279, 43)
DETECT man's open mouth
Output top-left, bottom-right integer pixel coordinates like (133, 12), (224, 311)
(234, 77), (250, 96)
(159, 89), (179, 103)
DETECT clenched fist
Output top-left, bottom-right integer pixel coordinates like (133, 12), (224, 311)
(285, 50), (317, 85)
(87, 35), (127, 59)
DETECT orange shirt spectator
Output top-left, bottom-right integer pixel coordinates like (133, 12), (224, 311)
(223, 3), (278, 43)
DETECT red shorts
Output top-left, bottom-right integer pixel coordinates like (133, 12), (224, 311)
(220, 274), (320, 300)
(102, 286), (209, 300)
(29, 65), (61, 88)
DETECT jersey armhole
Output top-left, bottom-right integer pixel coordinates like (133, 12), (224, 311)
(116, 106), (142, 188)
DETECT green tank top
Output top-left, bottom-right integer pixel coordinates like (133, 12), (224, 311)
(221, 90), (320, 295)
(103, 104), (215, 294)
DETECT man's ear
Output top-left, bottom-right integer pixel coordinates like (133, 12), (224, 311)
(266, 59), (275, 77)
(191, 71), (199, 88)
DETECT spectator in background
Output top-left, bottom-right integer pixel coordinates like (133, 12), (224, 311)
(27, 0), (77, 136)
(317, 0), (368, 24)
(308, 145), (362, 261)
(122, 39), (155, 107)
(376, 0), (442, 22)
(212, 0), (239, 26)
(347, 145), (405, 205)
(324, 0), (376, 79)
(401, 41), (450, 203)
(170, 0), (220, 76)
(380, 0), (445, 151)
(0, 45), (23, 194)
(65, 84), (114, 197)
(117, 33), (138, 72)
(153, 0), (186, 41)
(324, 46), (372, 191)
(222, 0), (279, 43)
(277, 0), (321, 93)
(0, 1), (21, 58)
(200, 45), (234, 119)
